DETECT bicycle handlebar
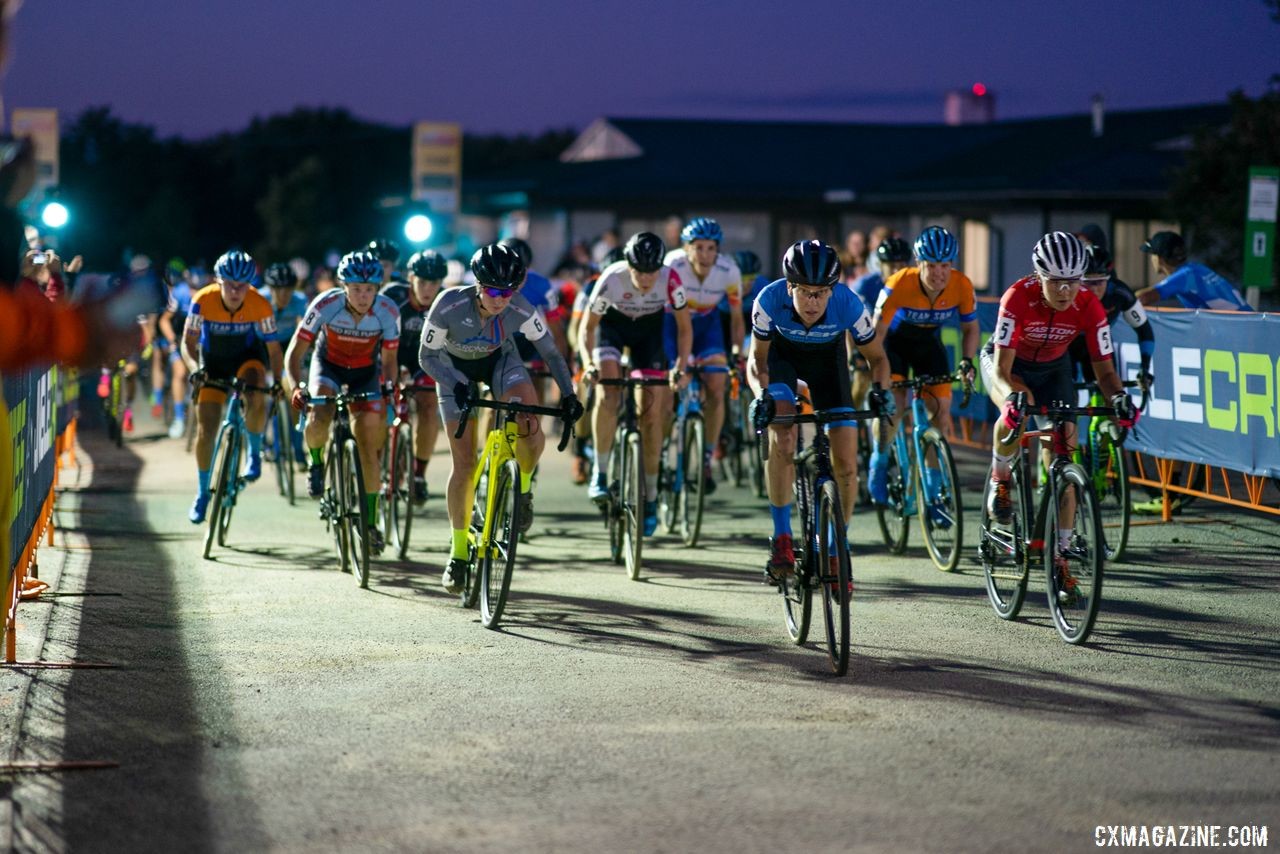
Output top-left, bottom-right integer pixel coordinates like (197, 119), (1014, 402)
(889, 371), (973, 408)
(758, 407), (876, 429)
(1072, 378), (1150, 412)
(596, 376), (671, 388)
(305, 390), (385, 406)
(195, 376), (274, 395)
(453, 397), (577, 452)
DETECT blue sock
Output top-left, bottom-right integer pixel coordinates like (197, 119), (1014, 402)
(770, 503), (793, 537)
(153, 389), (163, 405)
(197, 468), (211, 496)
(174, 401), (186, 420)
(248, 432), (263, 456)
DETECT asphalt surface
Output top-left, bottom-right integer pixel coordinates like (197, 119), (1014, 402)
(2, 408), (1278, 853)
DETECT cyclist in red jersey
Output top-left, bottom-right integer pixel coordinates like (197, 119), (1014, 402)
(979, 233), (1138, 538)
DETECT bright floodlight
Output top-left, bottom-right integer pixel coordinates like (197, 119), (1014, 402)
(41, 201), (69, 228)
(404, 214), (433, 243)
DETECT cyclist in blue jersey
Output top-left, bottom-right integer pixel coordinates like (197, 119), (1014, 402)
(718, 249), (768, 354)
(748, 240), (893, 575)
(501, 237), (571, 404)
(849, 237), (912, 408)
(1135, 231), (1251, 311)
(260, 262), (309, 462)
(159, 268), (195, 439)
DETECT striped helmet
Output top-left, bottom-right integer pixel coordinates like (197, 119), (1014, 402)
(681, 216), (723, 244)
(214, 250), (257, 283)
(913, 226), (958, 263)
(782, 240), (842, 287)
(337, 250), (383, 284)
(1032, 232), (1087, 279)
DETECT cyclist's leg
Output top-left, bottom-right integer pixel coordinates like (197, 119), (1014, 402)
(589, 352), (623, 497)
(918, 334), (954, 437)
(630, 327), (675, 524)
(440, 378), (479, 565)
(828, 425), (858, 527)
(169, 348), (189, 436)
(238, 359), (269, 478)
(353, 408), (387, 527)
(798, 344), (858, 524)
(408, 379), (439, 482)
(690, 314), (728, 478)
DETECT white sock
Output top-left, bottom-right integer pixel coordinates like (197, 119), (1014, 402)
(595, 450), (611, 481)
(1058, 529), (1071, 551)
(992, 449), (1015, 479)
(645, 473), (658, 498)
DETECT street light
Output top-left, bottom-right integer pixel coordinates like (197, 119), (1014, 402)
(40, 200), (69, 229)
(404, 213), (433, 244)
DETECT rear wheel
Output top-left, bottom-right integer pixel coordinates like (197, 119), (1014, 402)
(621, 430), (644, 580)
(271, 397), (296, 505)
(607, 426), (625, 564)
(1046, 464), (1104, 644)
(1090, 429), (1130, 562)
(680, 414), (706, 547)
(326, 441), (349, 573)
(479, 459), (521, 628)
(875, 439), (910, 554)
(917, 429), (963, 572)
(203, 422), (237, 559)
(784, 468), (814, 644)
(658, 433), (679, 534)
(981, 468), (1028, 620)
(817, 480), (852, 676)
(387, 421), (415, 559)
(342, 438), (372, 588)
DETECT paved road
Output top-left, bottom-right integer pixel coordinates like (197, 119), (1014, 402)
(3, 410), (1278, 852)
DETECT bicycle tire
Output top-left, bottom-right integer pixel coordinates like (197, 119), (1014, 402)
(622, 429), (644, 580)
(817, 479), (852, 676)
(607, 425), (625, 564)
(480, 458), (521, 628)
(343, 438), (372, 588)
(917, 428), (963, 572)
(680, 414), (705, 547)
(751, 414), (768, 500)
(1091, 430), (1130, 562)
(856, 422), (871, 507)
(389, 421), (414, 560)
(203, 422), (236, 559)
(111, 375), (124, 448)
(783, 472), (812, 644)
(216, 430), (244, 548)
(875, 439), (910, 554)
(276, 398), (297, 505)
(326, 440), (349, 573)
(1046, 463), (1104, 644)
(658, 433), (679, 534)
(980, 467), (1028, 619)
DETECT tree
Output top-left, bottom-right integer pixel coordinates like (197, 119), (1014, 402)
(255, 156), (341, 263)
(1169, 90), (1280, 283)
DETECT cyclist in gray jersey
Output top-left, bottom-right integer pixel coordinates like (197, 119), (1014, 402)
(418, 244), (583, 593)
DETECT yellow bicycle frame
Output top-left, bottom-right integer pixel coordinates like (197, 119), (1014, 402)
(469, 417), (522, 555)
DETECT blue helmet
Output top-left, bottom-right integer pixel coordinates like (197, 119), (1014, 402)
(337, 250), (383, 284)
(913, 226), (958, 263)
(734, 250), (761, 276)
(681, 216), (723, 244)
(214, 250), (257, 283)
(782, 240), (842, 287)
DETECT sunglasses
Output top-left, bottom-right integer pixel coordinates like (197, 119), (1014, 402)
(482, 286), (516, 298)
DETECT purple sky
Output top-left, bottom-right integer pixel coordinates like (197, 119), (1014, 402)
(5, 0), (1278, 138)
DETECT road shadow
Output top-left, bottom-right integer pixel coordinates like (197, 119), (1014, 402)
(7, 427), (268, 851)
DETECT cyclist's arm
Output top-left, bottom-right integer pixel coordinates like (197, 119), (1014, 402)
(1091, 357), (1125, 401)
(265, 340), (285, 386)
(988, 346), (1030, 403)
(181, 314), (202, 372)
(380, 343), (397, 385)
(139, 313), (157, 347)
(1118, 299), (1155, 376)
(854, 332), (891, 390)
(285, 331), (311, 391)
(158, 310), (177, 346)
(746, 334), (770, 397)
(959, 317), (980, 361)
(418, 321), (467, 391)
(520, 311), (575, 396)
(581, 310), (602, 371)
(673, 306), (694, 371)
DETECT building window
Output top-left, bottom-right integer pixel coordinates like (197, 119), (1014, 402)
(962, 220), (991, 291)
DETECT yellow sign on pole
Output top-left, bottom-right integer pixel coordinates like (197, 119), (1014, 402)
(411, 121), (461, 215)
(10, 108), (59, 191)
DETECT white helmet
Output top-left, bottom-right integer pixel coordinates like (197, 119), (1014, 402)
(1032, 232), (1087, 279)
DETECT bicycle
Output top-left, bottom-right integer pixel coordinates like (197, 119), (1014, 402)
(596, 373), (669, 580)
(717, 364), (750, 489)
(200, 375), (274, 559)
(308, 388), (384, 589)
(452, 395), (574, 628)
(753, 399), (872, 676)
(978, 392), (1116, 644)
(380, 383), (416, 560)
(266, 392), (296, 506)
(658, 364), (728, 547)
(875, 372), (971, 572)
(98, 361), (126, 448)
(1072, 379), (1147, 563)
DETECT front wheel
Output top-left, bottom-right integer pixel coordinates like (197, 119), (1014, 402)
(271, 396), (296, 505)
(215, 429), (244, 548)
(680, 414), (706, 547)
(658, 434), (679, 534)
(607, 426), (625, 564)
(203, 422), (237, 559)
(479, 459), (521, 628)
(387, 421), (415, 560)
(1046, 463), (1104, 644)
(917, 429), (963, 572)
(621, 429), (644, 580)
(342, 438), (372, 589)
(875, 439), (910, 554)
(817, 479), (852, 676)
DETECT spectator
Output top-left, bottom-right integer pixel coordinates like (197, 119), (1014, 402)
(590, 229), (619, 266)
(1074, 222), (1108, 251)
(1135, 231), (1251, 311)
(18, 248), (79, 301)
(312, 266), (337, 296)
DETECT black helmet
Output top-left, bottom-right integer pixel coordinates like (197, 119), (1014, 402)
(601, 246), (627, 269)
(408, 249), (448, 281)
(782, 240), (841, 286)
(623, 231), (665, 273)
(875, 237), (913, 264)
(498, 237), (533, 267)
(263, 262), (297, 289)
(734, 250), (761, 276)
(367, 238), (401, 264)
(1083, 244), (1112, 280)
(470, 243), (527, 289)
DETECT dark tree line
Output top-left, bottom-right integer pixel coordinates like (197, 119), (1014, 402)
(56, 106), (574, 270)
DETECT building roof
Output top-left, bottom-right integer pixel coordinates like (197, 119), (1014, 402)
(463, 104), (1231, 212)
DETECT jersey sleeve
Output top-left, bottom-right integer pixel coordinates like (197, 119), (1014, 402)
(376, 296), (400, 349)
(1154, 267), (1189, 300)
(992, 287), (1023, 350)
(586, 279), (612, 316)
(248, 293), (278, 341)
(297, 292), (340, 343)
(514, 295), (551, 341)
(666, 268), (688, 310)
(724, 262), (743, 309)
(957, 272), (978, 323)
(1081, 294), (1114, 361)
(843, 291), (876, 345)
(750, 288), (775, 340)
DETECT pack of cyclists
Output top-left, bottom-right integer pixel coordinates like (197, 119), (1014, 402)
(147, 219), (1177, 600)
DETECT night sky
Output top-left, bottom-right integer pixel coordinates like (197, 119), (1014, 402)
(5, 0), (1277, 138)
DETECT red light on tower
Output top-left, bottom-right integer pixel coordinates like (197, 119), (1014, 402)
(972, 82), (988, 97)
